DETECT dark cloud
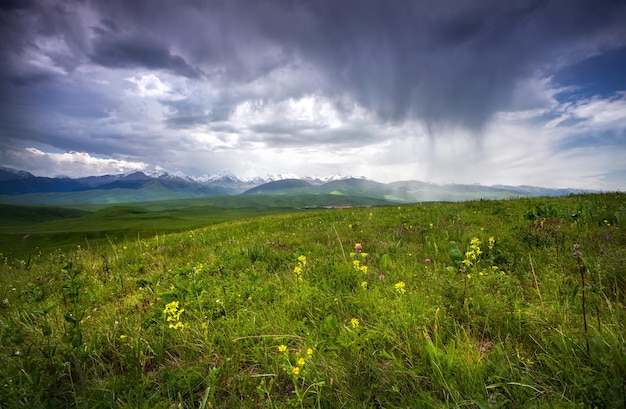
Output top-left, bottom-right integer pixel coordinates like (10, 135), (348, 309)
(89, 28), (204, 78)
(286, 0), (626, 129)
(81, 0), (626, 130)
(1, 0), (625, 150)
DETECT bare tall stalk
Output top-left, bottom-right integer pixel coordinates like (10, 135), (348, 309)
(573, 243), (590, 355)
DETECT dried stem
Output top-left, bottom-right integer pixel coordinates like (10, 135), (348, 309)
(574, 244), (590, 355)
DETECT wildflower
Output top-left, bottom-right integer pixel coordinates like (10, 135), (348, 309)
(360, 252), (368, 258)
(360, 265), (368, 273)
(306, 348), (313, 356)
(350, 318), (360, 328)
(361, 281), (368, 289)
(294, 265), (303, 275)
(163, 301), (184, 321)
(425, 258), (431, 264)
(355, 243), (363, 251)
(488, 237), (495, 250)
(297, 357), (306, 366)
(278, 344), (287, 353)
(120, 335), (127, 339)
(379, 273), (386, 280)
(169, 321), (185, 329)
(163, 301), (185, 329)
(467, 274), (472, 279)
(298, 255), (307, 266)
(395, 281), (406, 294)
(573, 243), (582, 258)
(292, 367), (300, 375)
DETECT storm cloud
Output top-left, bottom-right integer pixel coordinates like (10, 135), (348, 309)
(4, 0), (625, 125)
(0, 0), (625, 188)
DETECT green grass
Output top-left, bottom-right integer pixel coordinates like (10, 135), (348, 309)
(0, 194), (391, 257)
(0, 193), (625, 408)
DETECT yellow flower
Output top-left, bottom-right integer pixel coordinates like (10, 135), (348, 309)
(297, 357), (306, 366)
(298, 255), (307, 265)
(294, 265), (302, 274)
(467, 274), (472, 279)
(361, 281), (368, 289)
(360, 252), (368, 258)
(360, 265), (368, 273)
(394, 281), (406, 294)
(350, 318), (360, 328)
(119, 335), (127, 339)
(292, 367), (300, 375)
(164, 301), (185, 329)
(163, 301), (179, 315)
(306, 348), (313, 356)
(278, 344), (287, 353)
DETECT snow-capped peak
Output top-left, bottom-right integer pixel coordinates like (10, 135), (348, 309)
(192, 171), (241, 184)
(301, 174), (362, 184)
(0, 166), (35, 179)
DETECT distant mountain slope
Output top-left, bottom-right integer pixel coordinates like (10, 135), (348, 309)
(243, 178), (536, 202)
(314, 178), (388, 195)
(0, 184), (230, 206)
(491, 185), (593, 197)
(0, 166), (35, 181)
(0, 166), (600, 205)
(243, 179), (313, 194)
(0, 175), (89, 195)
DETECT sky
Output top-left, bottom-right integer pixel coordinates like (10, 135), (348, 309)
(0, 0), (625, 190)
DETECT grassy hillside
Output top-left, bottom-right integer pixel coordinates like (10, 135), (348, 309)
(0, 195), (391, 257)
(0, 204), (90, 225)
(0, 193), (624, 408)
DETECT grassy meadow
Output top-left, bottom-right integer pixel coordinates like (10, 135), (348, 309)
(0, 193), (625, 408)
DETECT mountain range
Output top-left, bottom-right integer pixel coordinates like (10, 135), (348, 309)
(0, 166), (596, 206)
